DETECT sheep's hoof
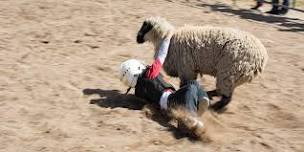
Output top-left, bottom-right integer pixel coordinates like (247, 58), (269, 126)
(210, 95), (231, 112)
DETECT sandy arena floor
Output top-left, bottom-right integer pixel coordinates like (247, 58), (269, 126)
(0, 0), (304, 151)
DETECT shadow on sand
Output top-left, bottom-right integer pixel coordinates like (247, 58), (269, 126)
(83, 88), (146, 110)
(176, 1), (304, 32)
(82, 88), (199, 141)
(201, 2), (304, 32)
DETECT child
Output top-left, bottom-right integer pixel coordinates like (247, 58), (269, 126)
(119, 59), (210, 137)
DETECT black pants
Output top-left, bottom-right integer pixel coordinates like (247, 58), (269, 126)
(167, 80), (207, 115)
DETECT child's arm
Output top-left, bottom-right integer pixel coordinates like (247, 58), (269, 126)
(145, 38), (170, 79)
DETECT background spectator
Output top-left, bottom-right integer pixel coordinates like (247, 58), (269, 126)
(251, 0), (290, 15)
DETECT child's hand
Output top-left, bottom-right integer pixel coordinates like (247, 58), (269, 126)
(145, 59), (162, 79)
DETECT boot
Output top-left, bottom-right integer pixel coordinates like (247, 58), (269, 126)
(266, 0), (280, 15)
(279, 8), (289, 14)
(266, 7), (280, 14)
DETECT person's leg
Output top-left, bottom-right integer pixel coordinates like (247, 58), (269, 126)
(251, 0), (264, 10)
(167, 81), (207, 137)
(280, 0), (289, 14)
(167, 81), (198, 115)
(272, 0), (279, 9)
(167, 80), (209, 116)
(267, 0), (280, 14)
(282, 0), (289, 7)
(192, 81), (210, 116)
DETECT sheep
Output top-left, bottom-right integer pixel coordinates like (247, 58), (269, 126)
(136, 16), (268, 111)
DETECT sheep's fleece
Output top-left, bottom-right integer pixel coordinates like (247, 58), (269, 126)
(138, 17), (268, 97)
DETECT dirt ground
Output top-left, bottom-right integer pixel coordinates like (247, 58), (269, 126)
(1, 0), (304, 151)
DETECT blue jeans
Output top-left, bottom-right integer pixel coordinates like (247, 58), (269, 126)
(167, 80), (208, 115)
(272, 0), (289, 9)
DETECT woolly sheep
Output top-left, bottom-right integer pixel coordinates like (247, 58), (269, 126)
(136, 17), (268, 111)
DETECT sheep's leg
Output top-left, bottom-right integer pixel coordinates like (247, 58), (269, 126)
(210, 95), (232, 111)
(211, 73), (235, 111)
(207, 90), (219, 99)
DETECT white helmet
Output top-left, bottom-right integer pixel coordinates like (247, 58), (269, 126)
(119, 59), (146, 88)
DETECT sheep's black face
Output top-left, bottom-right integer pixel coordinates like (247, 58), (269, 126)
(137, 21), (153, 43)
